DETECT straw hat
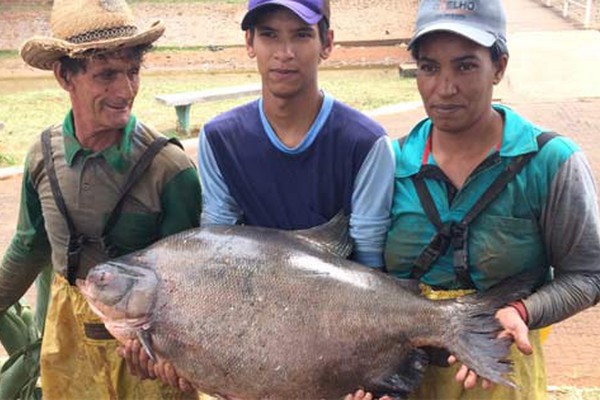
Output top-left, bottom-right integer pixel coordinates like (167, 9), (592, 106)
(20, 0), (165, 70)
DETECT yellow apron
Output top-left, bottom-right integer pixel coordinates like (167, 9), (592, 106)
(40, 274), (194, 400)
(407, 285), (548, 400)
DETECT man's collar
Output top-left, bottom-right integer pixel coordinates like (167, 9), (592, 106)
(62, 111), (136, 173)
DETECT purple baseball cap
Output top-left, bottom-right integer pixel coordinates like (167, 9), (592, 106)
(241, 0), (331, 30)
(408, 0), (507, 50)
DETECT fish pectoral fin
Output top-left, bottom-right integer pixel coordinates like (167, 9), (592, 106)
(369, 348), (429, 399)
(136, 328), (157, 362)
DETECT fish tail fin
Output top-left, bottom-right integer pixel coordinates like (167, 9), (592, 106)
(443, 269), (543, 387)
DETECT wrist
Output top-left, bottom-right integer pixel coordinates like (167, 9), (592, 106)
(508, 300), (529, 324)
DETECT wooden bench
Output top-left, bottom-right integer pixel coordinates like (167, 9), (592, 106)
(398, 63), (417, 78)
(155, 83), (262, 134)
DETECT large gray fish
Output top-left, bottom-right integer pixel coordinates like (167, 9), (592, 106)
(78, 215), (537, 400)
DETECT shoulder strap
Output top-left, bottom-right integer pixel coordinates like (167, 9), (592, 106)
(42, 131), (177, 283)
(41, 128), (77, 235)
(100, 136), (175, 255)
(42, 128), (86, 285)
(410, 131), (559, 287)
(460, 131), (559, 226)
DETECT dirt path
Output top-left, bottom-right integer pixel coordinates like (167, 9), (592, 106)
(0, 1), (417, 77)
(0, 1), (419, 50)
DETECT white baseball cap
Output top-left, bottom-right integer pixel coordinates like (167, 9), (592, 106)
(408, 0), (507, 50)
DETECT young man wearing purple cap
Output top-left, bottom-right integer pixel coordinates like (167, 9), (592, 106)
(120, 2), (391, 398)
(198, 0), (394, 270)
(379, 0), (600, 399)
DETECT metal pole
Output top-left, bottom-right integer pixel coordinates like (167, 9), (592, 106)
(583, 0), (592, 28)
(563, 0), (569, 18)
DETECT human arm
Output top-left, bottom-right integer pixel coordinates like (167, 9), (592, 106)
(0, 165), (51, 314)
(526, 151), (600, 328)
(453, 150), (600, 389)
(198, 129), (243, 225)
(350, 136), (395, 268)
(158, 166), (202, 236)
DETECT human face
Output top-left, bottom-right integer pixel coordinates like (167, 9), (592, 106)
(415, 32), (507, 135)
(56, 52), (141, 135)
(246, 8), (332, 100)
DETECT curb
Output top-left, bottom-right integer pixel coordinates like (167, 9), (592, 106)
(0, 166), (22, 181)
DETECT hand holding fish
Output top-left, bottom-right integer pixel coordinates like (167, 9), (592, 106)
(118, 339), (154, 380)
(449, 305), (533, 390)
(153, 359), (195, 392)
(344, 389), (393, 400)
(118, 339), (195, 393)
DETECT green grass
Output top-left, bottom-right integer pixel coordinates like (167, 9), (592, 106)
(0, 51), (18, 59)
(0, 68), (418, 168)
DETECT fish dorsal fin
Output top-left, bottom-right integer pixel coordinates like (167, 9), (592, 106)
(291, 210), (353, 258)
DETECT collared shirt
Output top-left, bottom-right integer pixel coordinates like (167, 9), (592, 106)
(0, 112), (202, 313)
(62, 110), (135, 172)
(385, 104), (600, 293)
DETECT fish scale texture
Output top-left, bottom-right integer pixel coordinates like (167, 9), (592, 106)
(82, 225), (536, 399)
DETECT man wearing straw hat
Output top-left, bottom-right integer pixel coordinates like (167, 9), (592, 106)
(0, 0), (202, 398)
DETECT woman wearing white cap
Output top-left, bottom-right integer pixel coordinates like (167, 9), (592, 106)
(380, 0), (600, 399)
(0, 0), (202, 398)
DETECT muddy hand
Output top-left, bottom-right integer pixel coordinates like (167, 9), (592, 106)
(344, 389), (393, 400)
(153, 359), (195, 392)
(118, 338), (155, 380)
(449, 305), (533, 390)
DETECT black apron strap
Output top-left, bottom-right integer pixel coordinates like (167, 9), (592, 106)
(42, 128), (85, 285)
(411, 176), (454, 279)
(100, 136), (173, 256)
(410, 131), (559, 288)
(42, 131), (176, 283)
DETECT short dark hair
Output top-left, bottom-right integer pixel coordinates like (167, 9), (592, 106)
(246, 5), (331, 46)
(489, 40), (509, 62)
(57, 44), (151, 81)
(410, 38), (509, 63)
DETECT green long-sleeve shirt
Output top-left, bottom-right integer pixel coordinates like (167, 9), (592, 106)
(0, 112), (202, 313)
